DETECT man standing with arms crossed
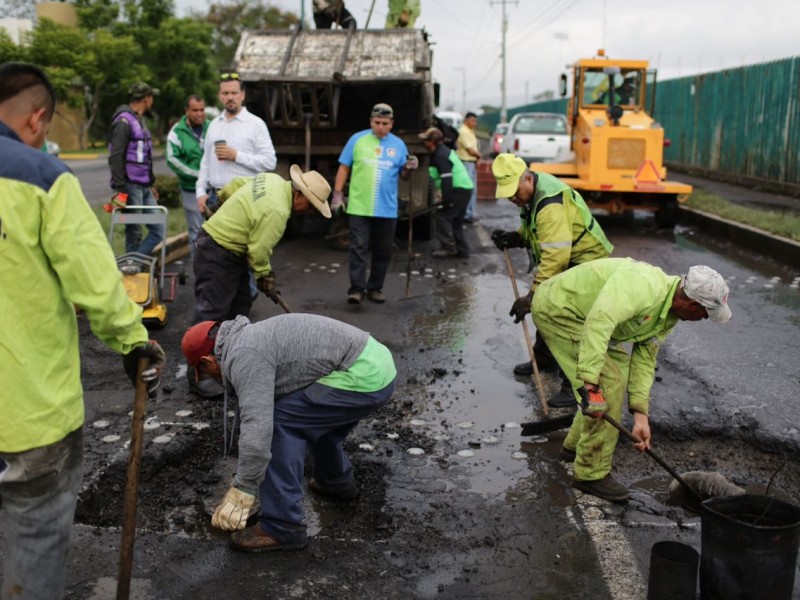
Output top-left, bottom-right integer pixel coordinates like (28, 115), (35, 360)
(108, 81), (164, 255)
(0, 62), (165, 600)
(332, 103), (418, 305)
(196, 72), (276, 217)
(491, 153), (613, 408)
(166, 94), (208, 260)
(456, 111), (481, 224)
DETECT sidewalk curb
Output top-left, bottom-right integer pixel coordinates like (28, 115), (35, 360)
(678, 206), (800, 266)
(61, 153), (101, 160)
(154, 232), (190, 265)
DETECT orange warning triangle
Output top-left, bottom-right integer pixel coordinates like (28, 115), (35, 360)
(635, 160), (661, 184)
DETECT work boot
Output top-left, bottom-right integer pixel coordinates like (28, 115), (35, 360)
(547, 379), (578, 409)
(229, 524), (308, 553)
(513, 356), (560, 376)
(347, 290), (364, 304)
(560, 446), (577, 462)
(367, 289), (385, 303)
(573, 475), (630, 502)
(431, 248), (457, 258)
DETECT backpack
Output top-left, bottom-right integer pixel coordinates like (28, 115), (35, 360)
(433, 116), (459, 150)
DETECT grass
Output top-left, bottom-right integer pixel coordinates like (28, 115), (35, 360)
(684, 190), (800, 243)
(92, 204), (189, 255)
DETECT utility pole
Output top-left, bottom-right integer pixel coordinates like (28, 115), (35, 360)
(490, 0), (518, 123)
(455, 67), (467, 114)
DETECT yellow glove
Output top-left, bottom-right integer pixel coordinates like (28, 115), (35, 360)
(211, 486), (256, 531)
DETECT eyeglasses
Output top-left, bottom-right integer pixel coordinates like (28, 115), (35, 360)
(220, 72), (240, 81)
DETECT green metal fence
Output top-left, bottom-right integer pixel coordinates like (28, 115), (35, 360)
(480, 57), (800, 186)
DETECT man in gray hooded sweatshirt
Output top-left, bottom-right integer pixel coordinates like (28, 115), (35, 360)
(181, 313), (396, 552)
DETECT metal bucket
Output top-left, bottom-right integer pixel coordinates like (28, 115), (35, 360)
(647, 541), (699, 600)
(700, 494), (800, 600)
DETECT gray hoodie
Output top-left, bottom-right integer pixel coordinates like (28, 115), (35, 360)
(215, 314), (370, 493)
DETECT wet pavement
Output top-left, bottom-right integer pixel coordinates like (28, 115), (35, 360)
(3, 193), (800, 599)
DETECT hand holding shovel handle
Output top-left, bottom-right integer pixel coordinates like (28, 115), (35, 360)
(502, 249), (548, 417)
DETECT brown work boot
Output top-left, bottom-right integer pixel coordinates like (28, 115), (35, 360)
(229, 524), (308, 553)
(367, 289), (385, 303)
(573, 475), (630, 502)
(347, 290), (364, 304)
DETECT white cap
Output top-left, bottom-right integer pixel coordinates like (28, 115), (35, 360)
(683, 266), (732, 323)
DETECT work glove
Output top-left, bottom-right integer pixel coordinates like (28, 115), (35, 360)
(405, 155), (419, 171)
(102, 192), (128, 213)
(257, 272), (281, 304)
(490, 229), (526, 251)
(211, 486), (256, 531)
(122, 340), (165, 399)
(578, 384), (607, 419)
(330, 190), (345, 213)
(509, 290), (534, 324)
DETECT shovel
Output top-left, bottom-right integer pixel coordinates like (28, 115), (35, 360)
(575, 388), (704, 505)
(502, 249), (549, 416)
(116, 358), (149, 600)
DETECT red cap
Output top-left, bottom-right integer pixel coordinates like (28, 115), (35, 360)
(181, 321), (219, 367)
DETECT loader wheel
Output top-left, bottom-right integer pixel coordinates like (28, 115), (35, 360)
(655, 197), (678, 229)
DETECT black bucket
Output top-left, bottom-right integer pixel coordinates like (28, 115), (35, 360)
(647, 541), (699, 600)
(700, 494), (800, 600)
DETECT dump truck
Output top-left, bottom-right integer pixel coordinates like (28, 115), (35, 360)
(233, 27), (438, 245)
(530, 49), (691, 227)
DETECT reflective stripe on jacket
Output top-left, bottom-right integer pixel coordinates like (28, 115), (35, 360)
(518, 172), (614, 290)
(166, 115), (208, 191)
(108, 107), (153, 186)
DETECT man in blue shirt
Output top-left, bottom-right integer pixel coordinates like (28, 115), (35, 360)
(332, 103), (418, 304)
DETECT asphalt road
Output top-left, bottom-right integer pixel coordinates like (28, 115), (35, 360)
(3, 163), (800, 599)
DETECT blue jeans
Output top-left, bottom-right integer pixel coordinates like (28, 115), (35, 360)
(347, 215), (397, 294)
(180, 189), (203, 262)
(463, 161), (478, 219)
(0, 428), (83, 600)
(258, 381), (395, 543)
(126, 183), (165, 255)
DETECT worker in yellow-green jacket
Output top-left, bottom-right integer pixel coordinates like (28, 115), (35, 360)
(0, 62), (165, 600)
(532, 258), (732, 502)
(491, 153), (613, 407)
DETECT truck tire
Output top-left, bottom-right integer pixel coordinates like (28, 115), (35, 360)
(655, 197), (679, 229)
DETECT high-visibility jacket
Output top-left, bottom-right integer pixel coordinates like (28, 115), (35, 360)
(0, 121), (147, 453)
(533, 257), (681, 414)
(202, 173), (292, 278)
(518, 172), (614, 290)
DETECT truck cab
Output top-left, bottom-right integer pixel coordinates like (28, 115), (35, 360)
(532, 50), (691, 227)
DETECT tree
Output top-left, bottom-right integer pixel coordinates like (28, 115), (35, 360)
(74, 0), (121, 31)
(205, 0), (299, 70)
(0, 29), (24, 63)
(26, 19), (144, 149)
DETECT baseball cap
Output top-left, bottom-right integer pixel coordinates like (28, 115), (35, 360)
(371, 103), (394, 118)
(418, 127), (443, 142)
(492, 153), (527, 198)
(181, 321), (220, 367)
(683, 266), (732, 323)
(129, 82), (160, 100)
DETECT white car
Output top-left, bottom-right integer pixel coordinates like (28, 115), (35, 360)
(503, 112), (571, 164)
(435, 111), (463, 131)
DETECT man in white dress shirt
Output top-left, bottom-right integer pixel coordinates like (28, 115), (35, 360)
(196, 72), (277, 216)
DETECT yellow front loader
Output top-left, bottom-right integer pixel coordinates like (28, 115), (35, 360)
(531, 49), (691, 227)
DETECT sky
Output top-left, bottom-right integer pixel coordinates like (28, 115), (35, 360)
(175, 0), (800, 115)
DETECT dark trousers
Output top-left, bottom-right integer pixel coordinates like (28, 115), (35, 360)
(435, 187), (471, 256)
(313, 8), (356, 29)
(259, 381), (394, 543)
(192, 230), (251, 324)
(348, 215), (397, 294)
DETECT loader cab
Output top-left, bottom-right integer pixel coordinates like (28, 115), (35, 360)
(581, 67), (646, 111)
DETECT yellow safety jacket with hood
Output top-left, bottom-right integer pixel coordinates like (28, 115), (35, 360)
(0, 121), (147, 453)
(518, 172), (613, 290)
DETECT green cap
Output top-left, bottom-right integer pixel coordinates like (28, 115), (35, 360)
(129, 82), (160, 100)
(492, 154), (527, 198)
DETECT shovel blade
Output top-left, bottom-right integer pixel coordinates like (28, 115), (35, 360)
(520, 413), (575, 436)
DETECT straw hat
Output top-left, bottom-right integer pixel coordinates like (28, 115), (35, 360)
(289, 165), (332, 218)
